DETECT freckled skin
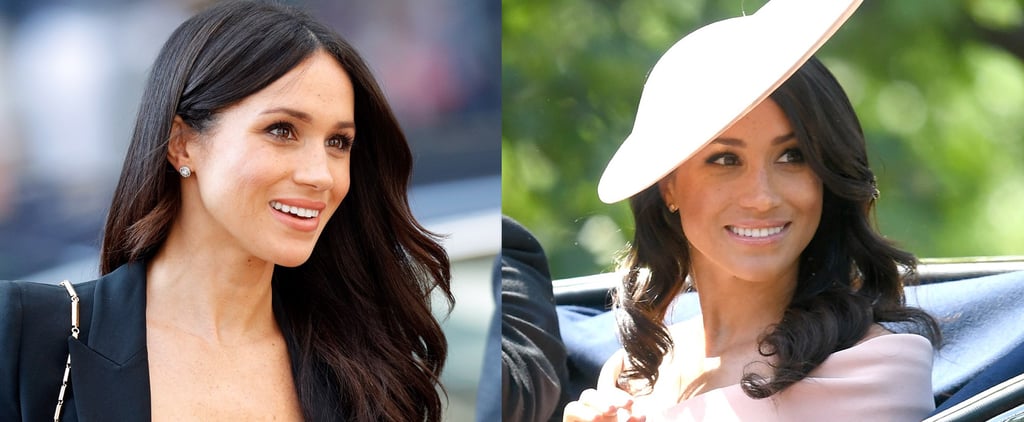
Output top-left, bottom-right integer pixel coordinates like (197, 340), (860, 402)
(150, 50), (356, 421)
(178, 50), (355, 268)
(660, 98), (823, 285)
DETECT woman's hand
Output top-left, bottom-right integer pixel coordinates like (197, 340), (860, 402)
(563, 387), (646, 422)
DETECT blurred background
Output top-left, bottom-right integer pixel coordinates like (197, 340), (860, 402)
(503, 0), (1024, 280)
(0, 0), (499, 420)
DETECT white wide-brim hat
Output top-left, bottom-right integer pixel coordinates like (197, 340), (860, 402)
(597, 0), (862, 204)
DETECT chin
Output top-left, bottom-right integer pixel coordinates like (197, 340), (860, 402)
(728, 258), (799, 283)
(270, 248), (316, 268)
(279, 256), (314, 268)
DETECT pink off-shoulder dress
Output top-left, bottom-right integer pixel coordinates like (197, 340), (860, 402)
(648, 333), (934, 422)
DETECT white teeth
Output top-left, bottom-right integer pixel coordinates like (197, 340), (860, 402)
(270, 201), (320, 219)
(729, 225), (784, 238)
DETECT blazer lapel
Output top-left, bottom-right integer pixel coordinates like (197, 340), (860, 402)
(69, 261), (151, 421)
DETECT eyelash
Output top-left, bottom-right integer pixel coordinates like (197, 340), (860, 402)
(267, 122), (297, 140)
(779, 148), (804, 163)
(326, 135), (355, 151)
(705, 148), (805, 165)
(707, 152), (740, 166)
(267, 121), (354, 151)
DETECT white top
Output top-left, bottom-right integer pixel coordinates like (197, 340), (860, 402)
(648, 334), (934, 421)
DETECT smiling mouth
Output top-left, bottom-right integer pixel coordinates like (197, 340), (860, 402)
(727, 223), (788, 238)
(270, 201), (320, 219)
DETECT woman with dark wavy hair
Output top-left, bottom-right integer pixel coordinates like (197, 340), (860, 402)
(565, 1), (939, 421)
(0, 1), (452, 421)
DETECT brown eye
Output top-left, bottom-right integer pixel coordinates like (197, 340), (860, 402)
(708, 153), (739, 166)
(325, 135), (354, 151)
(267, 122), (296, 140)
(778, 148), (804, 163)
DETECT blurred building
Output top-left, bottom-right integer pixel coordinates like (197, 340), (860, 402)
(0, 0), (500, 278)
(0, 1), (499, 420)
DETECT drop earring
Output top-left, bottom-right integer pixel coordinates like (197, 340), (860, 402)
(178, 166), (192, 178)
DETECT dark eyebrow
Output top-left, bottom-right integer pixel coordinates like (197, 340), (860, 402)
(712, 137), (745, 147)
(711, 132), (796, 147)
(772, 133), (797, 145)
(260, 107), (355, 130)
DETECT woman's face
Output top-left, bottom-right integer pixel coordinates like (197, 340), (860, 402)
(176, 50), (355, 267)
(660, 99), (822, 284)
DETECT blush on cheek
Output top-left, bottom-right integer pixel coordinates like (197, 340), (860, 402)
(229, 166), (273, 219)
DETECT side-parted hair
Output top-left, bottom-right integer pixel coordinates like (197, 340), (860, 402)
(615, 56), (940, 398)
(100, 2), (453, 420)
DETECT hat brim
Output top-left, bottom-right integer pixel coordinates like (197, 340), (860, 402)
(597, 0), (862, 204)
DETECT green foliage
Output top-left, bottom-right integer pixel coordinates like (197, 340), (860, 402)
(503, 0), (1024, 279)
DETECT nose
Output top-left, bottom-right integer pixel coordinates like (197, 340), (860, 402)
(292, 142), (334, 191)
(737, 163), (780, 212)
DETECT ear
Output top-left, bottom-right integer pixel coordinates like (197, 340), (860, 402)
(167, 116), (196, 170)
(657, 172), (676, 209)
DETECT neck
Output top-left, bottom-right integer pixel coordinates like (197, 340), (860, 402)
(146, 222), (278, 346)
(689, 262), (797, 357)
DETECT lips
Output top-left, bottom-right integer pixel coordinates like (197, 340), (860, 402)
(726, 223), (789, 239)
(270, 200), (320, 219)
(269, 199), (326, 233)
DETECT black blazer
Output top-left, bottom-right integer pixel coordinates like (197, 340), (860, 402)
(1, 262), (152, 421)
(497, 216), (571, 422)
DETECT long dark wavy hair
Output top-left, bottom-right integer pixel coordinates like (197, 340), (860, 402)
(615, 56), (940, 399)
(99, 1), (453, 420)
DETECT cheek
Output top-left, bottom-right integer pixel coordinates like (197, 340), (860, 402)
(673, 175), (721, 237)
(233, 156), (282, 188)
(791, 173), (824, 221)
(329, 161), (352, 206)
(675, 175), (721, 217)
(221, 164), (274, 219)
(205, 152), (282, 204)
(201, 136), (274, 179)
